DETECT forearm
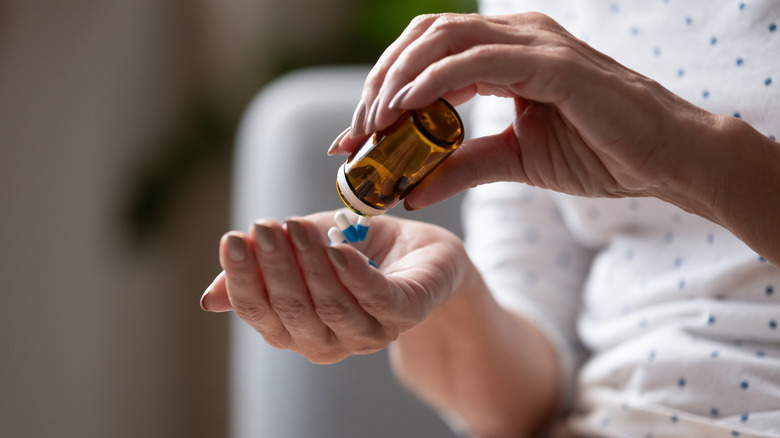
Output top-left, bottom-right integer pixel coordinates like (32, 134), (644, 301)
(658, 114), (780, 267)
(389, 264), (560, 438)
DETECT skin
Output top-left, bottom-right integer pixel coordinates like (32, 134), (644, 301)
(204, 12), (780, 437)
(203, 211), (558, 437)
(333, 12), (780, 266)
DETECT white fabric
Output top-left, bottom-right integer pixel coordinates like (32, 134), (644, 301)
(465, 1), (780, 437)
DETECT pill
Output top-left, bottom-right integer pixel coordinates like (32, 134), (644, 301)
(334, 211), (360, 243)
(356, 216), (372, 241)
(328, 227), (348, 244)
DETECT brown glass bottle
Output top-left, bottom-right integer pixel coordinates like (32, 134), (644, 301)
(336, 98), (464, 216)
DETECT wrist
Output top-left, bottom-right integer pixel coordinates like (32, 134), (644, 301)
(648, 111), (733, 223)
(653, 112), (780, 265)
(392, 256), (559, 437)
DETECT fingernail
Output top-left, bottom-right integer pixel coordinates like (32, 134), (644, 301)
(389, 82), (414, 109)
(350, 100), (367, 138)
(365, 98), (380, 134)
(200, 286), (212, 311)
(326, 246), (348, 272)
(285, 219), (309, 251)
(403, 198), (418, 212)
(253, 222), (276, 252)
(328, 127), (351, 156)
(227, 235), (246, 262)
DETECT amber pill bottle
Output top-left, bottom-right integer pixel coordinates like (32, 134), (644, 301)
(336, 98), (464, 217)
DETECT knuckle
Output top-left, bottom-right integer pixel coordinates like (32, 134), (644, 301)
(226, 268), (258, 289)
(303, 262), (332, 280)
(522, 11), (559, 29)
(426, 14), (469, 36)
(409, 13), (442, 29)
(357, 294), (393, 316)
(233, 301), (271, 325)
(550, 43), (580, 61)
(313, 298), (352, 325)
(468, 44), (501, 62)
(269, 296), (310, 321)
(260, 332), (288, 350)
(363, 69), (383, 93)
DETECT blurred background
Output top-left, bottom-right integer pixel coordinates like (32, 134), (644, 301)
(0, 0), (475, 437)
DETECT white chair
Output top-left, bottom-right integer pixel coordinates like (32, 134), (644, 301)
(230, 66), (468, 438)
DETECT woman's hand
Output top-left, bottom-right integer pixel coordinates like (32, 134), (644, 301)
(330, 11), (780, 266)
(330, 12), (720, 211)
(200, 211), (469, 364)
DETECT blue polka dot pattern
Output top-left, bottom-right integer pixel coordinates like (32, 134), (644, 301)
(470, 1), (780, 436)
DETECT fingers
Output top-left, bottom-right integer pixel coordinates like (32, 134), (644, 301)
(325, 243), (411, 329)
(353, 14), (553, 135)
(200, 270), (232, 312)
(217, 217), (394, 363)
(352, 14), (445, 137)
(327, 126), (370, 157)
(332, 13), (523, 156)
(329, 14), (448, 156)
(249, 219), (333, 348)
(283, 218), (388, 355)
(218, 230), (290, 346)
(372, 16), (540, 130)
(395, 43), (586, 113)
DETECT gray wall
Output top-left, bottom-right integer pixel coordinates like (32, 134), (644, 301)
(230, 66), (467, 438)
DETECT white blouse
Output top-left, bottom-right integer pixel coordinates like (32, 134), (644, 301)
(464, 1), (780, 436)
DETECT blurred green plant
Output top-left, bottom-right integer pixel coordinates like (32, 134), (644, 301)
(350, 0), (478, 58)
(124, 0), (477, 243)
(123, 100), (231, 243)
(266, 0), (478, 76)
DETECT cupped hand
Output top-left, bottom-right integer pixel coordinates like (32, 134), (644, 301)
(200, 211), (469, 364)
(330, 12), (718, 210)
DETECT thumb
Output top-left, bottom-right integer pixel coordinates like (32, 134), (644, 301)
(200, 270), (234, 312)
(403, 126), (523, 210)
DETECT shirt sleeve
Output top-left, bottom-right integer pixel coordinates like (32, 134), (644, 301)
(461, 98), (594, 412)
